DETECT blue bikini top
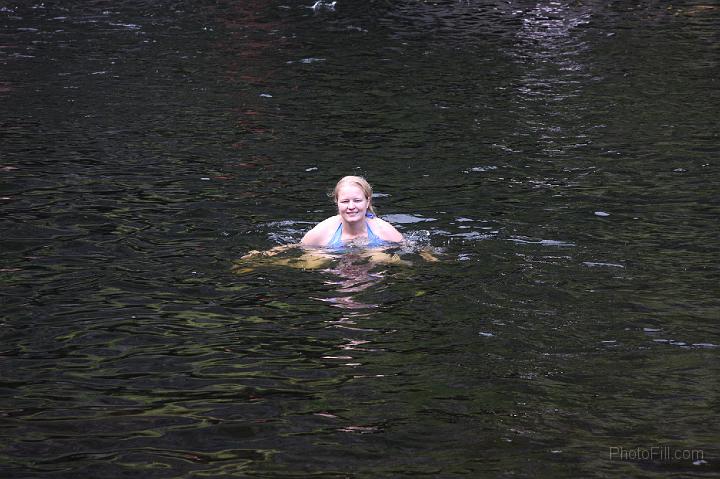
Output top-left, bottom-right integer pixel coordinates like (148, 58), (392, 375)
(327, 212), (386, 249)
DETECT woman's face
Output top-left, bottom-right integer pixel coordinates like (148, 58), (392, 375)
(336, 183), (369, 224)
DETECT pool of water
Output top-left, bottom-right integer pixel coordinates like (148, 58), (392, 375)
(1, 1), (718, 477)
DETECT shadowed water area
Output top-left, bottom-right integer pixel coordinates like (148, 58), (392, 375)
(1, 0), (719, 477)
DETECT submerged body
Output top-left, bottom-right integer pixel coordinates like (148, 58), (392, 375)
(233, 243), (408, 273)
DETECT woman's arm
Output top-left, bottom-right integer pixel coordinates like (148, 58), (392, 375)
(241, 243), (299, 259)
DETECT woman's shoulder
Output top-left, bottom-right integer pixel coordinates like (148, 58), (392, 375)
(317, 215), (340, 227)
(301, 215), (341, 246)
(368, 216), (404, 242)
(316, 215), (342, 230)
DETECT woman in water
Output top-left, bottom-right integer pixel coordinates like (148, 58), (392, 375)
(239, 176), (410, 266)
(301, 175), (404, 248)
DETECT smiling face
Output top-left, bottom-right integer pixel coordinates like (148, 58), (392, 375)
(336, 183), (370, 224)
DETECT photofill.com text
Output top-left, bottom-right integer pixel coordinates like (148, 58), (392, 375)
(609, 446), (704, 461)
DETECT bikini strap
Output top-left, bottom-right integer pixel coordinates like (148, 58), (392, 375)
(327, 221), (343, 248)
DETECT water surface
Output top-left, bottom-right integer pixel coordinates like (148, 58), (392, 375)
(1, 1), (718, 477)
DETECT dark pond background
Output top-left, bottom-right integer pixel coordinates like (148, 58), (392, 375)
(1, 1), (719, 477)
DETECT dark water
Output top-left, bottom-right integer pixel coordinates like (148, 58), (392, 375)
(2, 1), (719, 477)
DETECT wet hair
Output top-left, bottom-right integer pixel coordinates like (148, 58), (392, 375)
(332, 175), (377, 215)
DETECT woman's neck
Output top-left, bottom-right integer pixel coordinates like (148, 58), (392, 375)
(341, 217), (366, 239)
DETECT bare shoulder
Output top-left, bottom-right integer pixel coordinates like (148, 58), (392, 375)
(369, 216), (405, 242)
(301, 215), (341, 246)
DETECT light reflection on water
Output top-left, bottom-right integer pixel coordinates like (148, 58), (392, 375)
(1, 0), (719, 477)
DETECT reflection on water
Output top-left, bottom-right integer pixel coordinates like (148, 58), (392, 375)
(321, 255), (385, 306)
(313, 255), (384, 308)
(319, 254), (385, 372)
(2, 0), (719, 477)
(511, 2), (592, 161)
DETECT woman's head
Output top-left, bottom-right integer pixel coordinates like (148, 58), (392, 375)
(332, 176), (376, 215)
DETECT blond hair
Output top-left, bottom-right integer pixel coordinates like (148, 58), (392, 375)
(332, 175), (377, 215)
